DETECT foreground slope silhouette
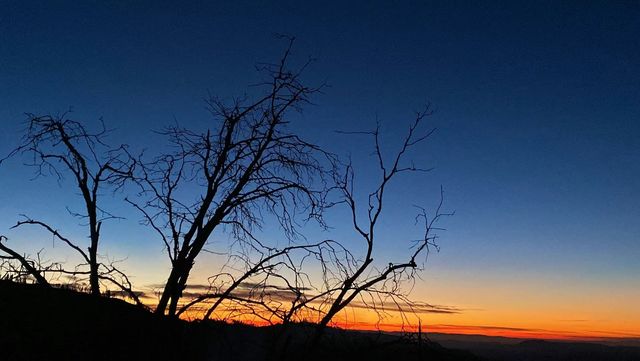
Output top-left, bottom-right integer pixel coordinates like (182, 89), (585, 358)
(0, 280), (481, 361)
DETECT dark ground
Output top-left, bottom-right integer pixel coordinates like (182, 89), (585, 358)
(2, 280), (639, 361)
(0, 280), (480, 361)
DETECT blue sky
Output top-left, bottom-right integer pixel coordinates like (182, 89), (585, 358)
(1, 0), (639, 335)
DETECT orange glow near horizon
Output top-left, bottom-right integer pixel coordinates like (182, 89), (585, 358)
(160, 294), (640, 342)
(124, 263), (640, 344)
(175, 313), (640, 342)
(324, 311), (640, 341)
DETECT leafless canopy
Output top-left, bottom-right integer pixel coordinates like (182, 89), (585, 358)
(0, 115), (137, 300)
(311, 110), (452, 333)
(162, 109), (452, 338)
(129, 38), (334, 317)
(0, 39), (451, 339)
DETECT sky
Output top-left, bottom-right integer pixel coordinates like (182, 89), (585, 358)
(1, 1), (639, 340)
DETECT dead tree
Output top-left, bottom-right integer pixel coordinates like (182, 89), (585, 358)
(168, 111), (449, 332)
(0, 235), (51, 286)
(129, 38), (332, 317)
(2, 115), (135, 296)
(313, 110), (452, 334)
(173, 238), (349, 322)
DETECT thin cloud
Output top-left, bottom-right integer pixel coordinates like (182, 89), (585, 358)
(156, 282), (464, 315)
(346, 300), (462, 314)
(432, 324), (545, 332)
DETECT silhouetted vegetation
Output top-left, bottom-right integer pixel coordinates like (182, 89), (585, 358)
(128, 38), (333, 318)
(0, 39), (448, 333)
(0, 38), (462, 360)
(0, 116), (137, 300)
(4, 280), (637, 361)
(0, 280), (484, 361)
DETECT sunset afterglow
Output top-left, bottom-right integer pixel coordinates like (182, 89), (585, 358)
(1, 3), (638, 361)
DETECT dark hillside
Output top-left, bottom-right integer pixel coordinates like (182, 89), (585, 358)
(0, 280), (201, 361)
(0, 280), (482, 361)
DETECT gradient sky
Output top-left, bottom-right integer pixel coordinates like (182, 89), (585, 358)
(1, 1), (639, 339)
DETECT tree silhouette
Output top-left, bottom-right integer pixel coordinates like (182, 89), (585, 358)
(315, 111), (450, 331)
(1, 116), (137, 299)
(0, 40), (450, 342)
(128, 38), (333, 317)
(0, 235), (51, 286)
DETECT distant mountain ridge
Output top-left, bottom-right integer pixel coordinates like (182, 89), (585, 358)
(432, 335), (640, 361)
(428, 332), (640, 347)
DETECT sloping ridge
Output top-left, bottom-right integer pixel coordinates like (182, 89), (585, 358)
(0, 280), (197, 361)
(1, 280), (484, 361)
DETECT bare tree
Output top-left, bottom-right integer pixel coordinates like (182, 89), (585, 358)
(0, 235), (51, 286)
(173, 238), (349, 322)
(166, 110), (451, 339)
(0, 39), (450, 339)
(310, 110), (452, 335)
(1, 115), (135, 296)
(129, 38), (332, 317)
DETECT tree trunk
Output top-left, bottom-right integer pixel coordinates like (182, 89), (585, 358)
(167, 262), (194, 316)
(88, 219), (101, 296)
(89, 252), (100, 296)
(155, 265), (182, 316)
